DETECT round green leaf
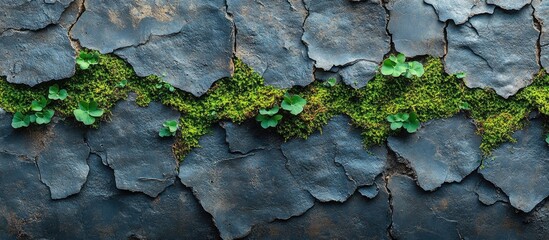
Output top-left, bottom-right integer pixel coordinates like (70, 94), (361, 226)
(11, 112), (30, 129)
(390, 122), (403, 130)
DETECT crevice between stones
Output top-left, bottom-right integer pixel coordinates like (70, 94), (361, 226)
(67, 0), (86, 50)
(533, 4), (543, 68)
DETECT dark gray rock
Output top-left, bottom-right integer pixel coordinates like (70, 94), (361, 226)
(0, 25), (75, 86)
(387, 0), (445, 57)
(115, 0), (234, 97)
(358, 181), (380, 199)
(246, 190), (391, 240)
(0, 0), (74, 31)
(487, 0), (532, 10)
(58, 0), (84, 30)
(338, 61), (378, 89)
(388, 115), (482, 191)
(389, 174), (543, 239)
(534, 0), (549, 72)
(37, 122), (90, 200)
(227, 0), (314, 88)
(0, 109), (41, 156)
(479, 119), (549, 212)
(179, 127), (315, 240)
(424, 0), (495, 25)
(87, 98), (180, 197)
(445, 6), (539, 98)
(474, 176), (509, 205)
(221, 120), (283, 154)
(302, 0), (390, 70)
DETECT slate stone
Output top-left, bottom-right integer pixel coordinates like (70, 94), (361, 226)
(221, 120), (283, 154)
(0, 25), (76, 86)
(58, 0), (85, 30)
(424, 0), (495, 25)
(479, 119), (549, 212)
(534, 0), (549, 72)
(179, 126), (315, 240)
(302, 0), (390, 70)
(246, 191), (391, 240)
(487, 0), (532, 10)
(389, 174), (543, 239)
(115, 0), (234, 97)
(37, 122), (90, 200)
(388, 115), (482, 191)
(474, 176), (509, 206)
(0, 0), (74, 31)
(387, 0), (445, 57)
(227, 0), (314, 88)
(358, 181), (380, 199)
(338, 60), (379, 89)
(445, 6), (539, 98)
(87, 98), (180, 197)
(281, 116), (386, 202)
(0, 109), (41, 156)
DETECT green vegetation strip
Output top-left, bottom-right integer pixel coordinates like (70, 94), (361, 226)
(1, 50), (548, 160)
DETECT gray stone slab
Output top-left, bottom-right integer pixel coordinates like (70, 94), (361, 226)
(479, 119), (549, 212)
(227, 0), (314, 88)
(534, 0), (549, 72)
(221, 120), (283, 154)
(487, 0), (532, 10)
(179, 126), (315, 240)
(424, 0), (495, 25)
(388, 115), (482, 191)
(0, 0), (74, 31)
(302, 0), (390, 70)
(37, 123), (90, 200)
(338, 60), (378, 89)
(87, 98), (180, 197)
(387, 0), (445, 57)
(474, 176), (509, 205)
(445, 6), (539, 98)
(0, 25), (75, 86)
(114, 0), (234, 97)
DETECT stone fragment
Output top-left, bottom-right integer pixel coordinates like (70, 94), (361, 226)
(388, 115), (482, 191)
(358, 183), (380, 199)
(534, 0), (549, 72)
(474, 177), (508, 206)
(37, 123), (90, 200)
(338, 61), (378, 89)
(0, 0), (74, 31)
(87, 98), (180, 197)
(0, 25), (75, 86)
(58, 0), (85, 30)
(179, 126), (315, 240)
(479, 119), (549, 212)
(445, 6), (539, 98)
(387, 0), (445, 57)
(424, 0), (495, 25)
(221, 120), (283, 154)
(302, 0), (390, 70)
(487, 0), (532, 10)
(227, 0), (314, 88)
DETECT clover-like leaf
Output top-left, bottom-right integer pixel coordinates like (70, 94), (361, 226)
(456, 72), (467, 79)
(390, 122), (403, 130)
(35, 109), (55, 125)
(159, 127), (175, 137)
(31, 97), (48, 112)
(381, 59), (397, 76)
(259, 106), (280, 116)
(407, 61), (425, 77)
(396, 53), (406, 64)
(48, 84), (68, 100)
(163, 120), (179, 133)
(256, 114), (283, 129)
(459, 101), (471, 110)
(76, 52), (99, 70)
(117, 79), (128, 88)
(11, 112), (31, 129)
(281, 93), (307, 115)
(324, 77), (337, 87)
(74, 100), (104, 125)
(403, 112), (420, 133)
(546, 134), (549, 145)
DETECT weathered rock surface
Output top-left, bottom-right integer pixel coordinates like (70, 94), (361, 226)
(445, 6), (540, 98)
(338, 61), (379, 89)
(387, 0), (445, 57)
(424, 0), (495, 25)
(37, 122), (90, 200)
(389, 174), (544, 239)
(227, 0), (314, 88)
(0, 109), (41, 156)
(221, 120), (283, 154)
(487, 0), (532, 10)
(479, 119), (549, 212)
(302, 0), (390, 70)
(87, 98), (180, 197)
(0, 25), (75, 86)
(534, 0), (549, 72)
(0, 0), (74, 31)
(115, 0), (234, 96)
(246, 190), (391, 240)
(179, 126), (315, 240)
(388, 115), (482, 191)
(474, 177), (509, 206)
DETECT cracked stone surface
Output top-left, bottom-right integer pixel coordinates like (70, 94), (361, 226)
(0, 0), (74, 31)
(389, 174), (545, 239)
(388, 115), (482, 191)
(338, 60), (379, 89)
(302, 0), (390, 70)
(535, 0), (549, 72)
(281, 116), (386, 202)
(479, 119), (549, 213)
(474, 176), (509, 206)
(387, 0), (445, 57)
(0, 25), (76, 86)
(227, 0), (314, 88)
(246, 189), (391, 240)
(87, 97), (180, 198)
(179, 126), (315, 240)
(487, 0), (532, 10)
(445, 6), (540, 98)
(221, 120), (283, 154)
(424, 0), (495, 25)
(37, 122), (90, 200)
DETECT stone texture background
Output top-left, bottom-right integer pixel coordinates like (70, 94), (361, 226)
(1, 0), (549, 239)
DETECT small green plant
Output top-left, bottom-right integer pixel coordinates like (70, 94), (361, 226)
(381, 53), (424, 78)
(117, 79), (128, 88)
(31, 97), (48, 111)
(11, 112), (34, 129)
(281, 93), (307, 115)
(159, 120), (179, 137)
(459, 101), (471, 110)
(73, 100), (104, 125)
(387, 112), (421, 133)
(256, 106), (283, 129)
(76, 52), (100, 70)
(455, 72), (467, 79)
(34, 109), (54, 124)
(323, 77), (337, 87)
(12, 97), (55, 128)
(48, 84), (68, 100)
(545, 134), (549, 145)
(155, 82), (175, 92)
